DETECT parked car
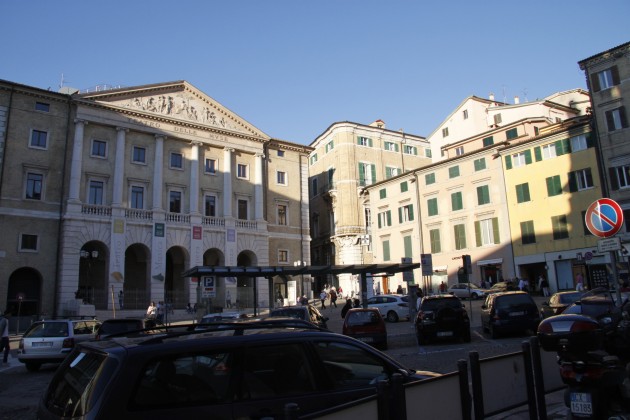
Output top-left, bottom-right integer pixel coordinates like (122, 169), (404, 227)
(365, 294), (410, 322)
(18, 318), (101, 371)
(447, 283), (490, 299)
(415, 295), (471, 344)
(96, 318), (148, 340)
(539, 291), (584, 318)
(342, 307), (388, 350)
(268, 304), (329, 329)
(38, 321), (439, 419)
(480, 291), (540, 338)
(487, 281), (519, 294)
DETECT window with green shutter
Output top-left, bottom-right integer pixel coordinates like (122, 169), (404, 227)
(534, 146), (542, 162)
(477, 185), (490, 205)
(310, 154), (318, 165)
(403, 235), (412, 258)
(429, 229), (441, 253)
(449, 166), (460, 178)
(358, 136), (372, 147)
(399, 204), (414, 223)
(483, 136), (494, 147)
(520, 220), (536, 244)
(425, 173), (436, 185)
(400, 181), (408, 192)
(516, 183), (531, 203)
(505, 155), (512, 170)
(427, 198), (438, 216)
(325, 140), (334, 152)
(382, 240), (391, 261)
(451, 191), (463, 211)
(454, 224), (467, 250)
(474, 158), (486, 171)
(555, 139), (571, 156)
(379, 188), (387, 199)
(551, 215), (569, 240)
(425, 148), (432, 158)
(546, 175), (563, 197)
(506, 128), (518, 140)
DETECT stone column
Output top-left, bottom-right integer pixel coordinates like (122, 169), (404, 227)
(152, 135), (165, 210)
(223, 148), (234, 217)
(68, 119), (87, 202)
(112, 128), (127, 207)
(189, 142), (201, 215)
(254, 152), (264, 221)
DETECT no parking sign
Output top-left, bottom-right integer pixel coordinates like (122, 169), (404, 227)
(585, 198), (624, 238)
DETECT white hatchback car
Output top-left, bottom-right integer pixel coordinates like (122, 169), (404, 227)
(18, 318), (101, 371)
(365, 294), (411, 322)
(447, 283), (490, 299)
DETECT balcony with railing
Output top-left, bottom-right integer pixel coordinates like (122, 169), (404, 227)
(125, 208), (153, 221)
(236, 219), (258, 230)
(166, 212), (191, 224)
(202, 216), (225, 227)
(81, 204), (112, 217)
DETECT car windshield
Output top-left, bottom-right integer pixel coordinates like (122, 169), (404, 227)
(495, 294), (533, 309)
(25, 322), (69, 338)
(346, 311), (380, 326)
(421, 298), (461, 311)
(100, 321), (142, 335)
(270, 309), (305, 320)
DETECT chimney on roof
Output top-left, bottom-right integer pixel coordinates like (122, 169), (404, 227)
(514, 96), (520, 105)
(370, 120), (386, 129)
(489, 93), (495, 101)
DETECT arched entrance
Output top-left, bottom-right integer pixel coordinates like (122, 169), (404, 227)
(124, 243), (151, 310)
(236, 251), (258, 308)
(166, 246), (189, 309)
(7, 267), (41, 316)
(79, 241), (108, 309)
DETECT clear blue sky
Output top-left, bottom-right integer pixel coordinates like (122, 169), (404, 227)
(2, 1), (629, 145)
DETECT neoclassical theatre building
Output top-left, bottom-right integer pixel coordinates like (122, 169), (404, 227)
(0, 80), (312, 317)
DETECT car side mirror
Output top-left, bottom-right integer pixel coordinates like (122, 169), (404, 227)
(481, 304), (487, 310)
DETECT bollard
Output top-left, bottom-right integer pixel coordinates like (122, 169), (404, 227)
(522, 340), (538, 419)
(530, 336), (548, 420)
(458, 359), (472, 420)
(469, 351), (485, 420)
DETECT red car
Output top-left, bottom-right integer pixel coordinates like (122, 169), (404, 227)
(342, 308), (387, 350)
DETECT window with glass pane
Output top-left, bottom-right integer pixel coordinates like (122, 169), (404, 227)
(427, 197), (438, 216)
(170, 153), (183, 169)
(403, 235), (412, 258)
(512, 152), (527, 167)
(379, 188), (386, 199)
(506, 128), (518, 140)
(358, 136), (370, 146)
(20, 234), (38, 251)
(277, 204), (287, 225)
(614, 165), (630, 189)
(482, 136), (494, 147)
(26, 173), (43, 200)
(442, 127), (449, 137)
(205, 195), (216, 216)
(325, 141), (334, 152)
(92, 140), (106, 157)
(404, 145), (417, 155)
(238, 199), (248, 219)
(277, 171), (287, 185)
(400, 181), (408, 192)
(570, 134), (587, 152)
(278, 249), (288, 263)
(88, 181), (104, 204)
(384, 142), (396, 152)
(30, 129), (48, 148)
(169, 191), (182, 213)
(131, 186), (144, 209)
(516, 183), (530, 203)
(378, 210), (392, 227)
(455, 146), (464, 156)
(237, 164), (248, 178)
(606, 107), (628, 132)
(476, 218), (499, 246)
(451, 192), (463, 211)
(474, 158), (486, 171)
(477, 185), (490, 205)
(597, 68), (615, 90)
(430, 229), (441, 253)
(542, 144), (557, 160)
(133, 146), (146, 163)
(463, 109), (468, 120)
(205, 158), (216, 174)
(425, 173), (435, 185)
(449, 166), (460, 178)
(454, 224), (466, 250)
(425, 148), (432, 158)
(552, 215), (569, 240)
(310, 154), (318, 165)
(400, 204), (414, 222)
(569, 168), (593, 191)
(277, 150), (284, 157)
(35, 102), (50, 112)
(520, 221), (536, 244)
(546, 175), (562, 197)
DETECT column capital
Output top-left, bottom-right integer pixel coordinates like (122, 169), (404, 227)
(224, 147), (235, 153)
(116, 127), (129, 133)
(255, 152), (266, 159)
(190, 141), (204, 147)
(74, 118), (88, 126)
(155, 134), (167, 141)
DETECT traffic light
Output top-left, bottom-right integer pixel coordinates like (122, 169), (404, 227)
(462, 255), (472, 275)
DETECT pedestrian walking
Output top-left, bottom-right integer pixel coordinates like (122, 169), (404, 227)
(330, 289), (338, 308)
(118, 290), (124, 310)
(0, 309), (11, 366)
(319, 290), (327, 309)
(341, 299), (352, 318)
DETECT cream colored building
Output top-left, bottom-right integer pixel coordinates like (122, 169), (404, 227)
(308, 120), (431, 295)
(0, 80), (312, 317)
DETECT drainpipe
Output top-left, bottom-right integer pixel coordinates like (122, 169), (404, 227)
(0, 87), (14, 196)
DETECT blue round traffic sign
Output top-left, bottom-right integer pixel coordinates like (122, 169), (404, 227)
(585, 198), (624, 238)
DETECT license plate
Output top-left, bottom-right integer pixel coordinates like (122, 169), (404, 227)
(570, 392), (592, 416)
(358, 337), (373, 343)
(509, 311), (525, 316)
(32, 342), (53, 348)
(437, 331), (453, 337)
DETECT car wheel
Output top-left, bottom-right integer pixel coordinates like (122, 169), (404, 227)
(25, 362), (41, 372)
(490, 324), (499, 339)
(471, 292), (479, 299)
(386, 311), (399, 323)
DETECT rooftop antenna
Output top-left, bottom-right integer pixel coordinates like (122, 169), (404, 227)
(59, 74), (65, 90)
(522, 88), (529, 103)
(502, 85), (507, 104)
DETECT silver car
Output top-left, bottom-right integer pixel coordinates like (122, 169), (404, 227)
(447, 283), (490, 299)
(18, 319), (100, 371)
(365, 294), (410, 322)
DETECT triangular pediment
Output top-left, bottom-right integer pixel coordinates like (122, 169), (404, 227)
(76, 81), (269, 139)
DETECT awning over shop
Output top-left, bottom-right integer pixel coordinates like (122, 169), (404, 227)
(476, 258), (503, 266)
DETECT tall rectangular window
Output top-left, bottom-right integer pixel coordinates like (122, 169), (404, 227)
(475, 218), (500, 246)
(606, 107), (628, 132)
(551, 215), (569, 240)
(310, 178), (318, 197)
(400, 181), (408, 192)
(30, 129), (48, 148)
(455, 146), (464, 156)
(91, 140), (107, 158)
(516, 183), (531, 203)
(611, 165), (630, 190)
(379, 188), (387, 199)
(474, 158), (486, 171)
(569, 168), (593, 191)
(384, 141), (397, 152)
(398, 204), (414, 223)
(377, 210), (392, 228)
(454, 224), (466, 250)
(425, 173), (435, 185)
(382, 240), (391, 261)
(546, 175), (563, 197)
(542, 144), (557, 160)
(170, 152), (183, 169)
(131, 186), (144, 209)
(169, 191), (182, 213)
(277, 171), (287, 185)
(205, 158), (217, 174)
(88, 180), (104, 205)
(477, 185), (490, 205)
(358, 162), (375, 186)
(520, 221), (536, 244)
(427, 197), (438, 216)
(591, 66), (619, 92)
(238, 199), (248, 220)
(277, 204), (287, 225)
(448, 166), (460, 178)
(451, 191), (463, 211)
(26, 173), (43, 200)
(404, 145), (417, 155)
(278, 250), (289, 263)
(132, 146), (146, 163)
(237, 164), (248, 179)
(310, 154), (318, 165)
(570, 134), (588, 152)
(462, 109), (468, 120)
(429, 229), (441, 253)
(325, 140), (334, 152)
(442, 127), (449, 137)
(204, 195), (216, 216)
(403, 235), (413, 258)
